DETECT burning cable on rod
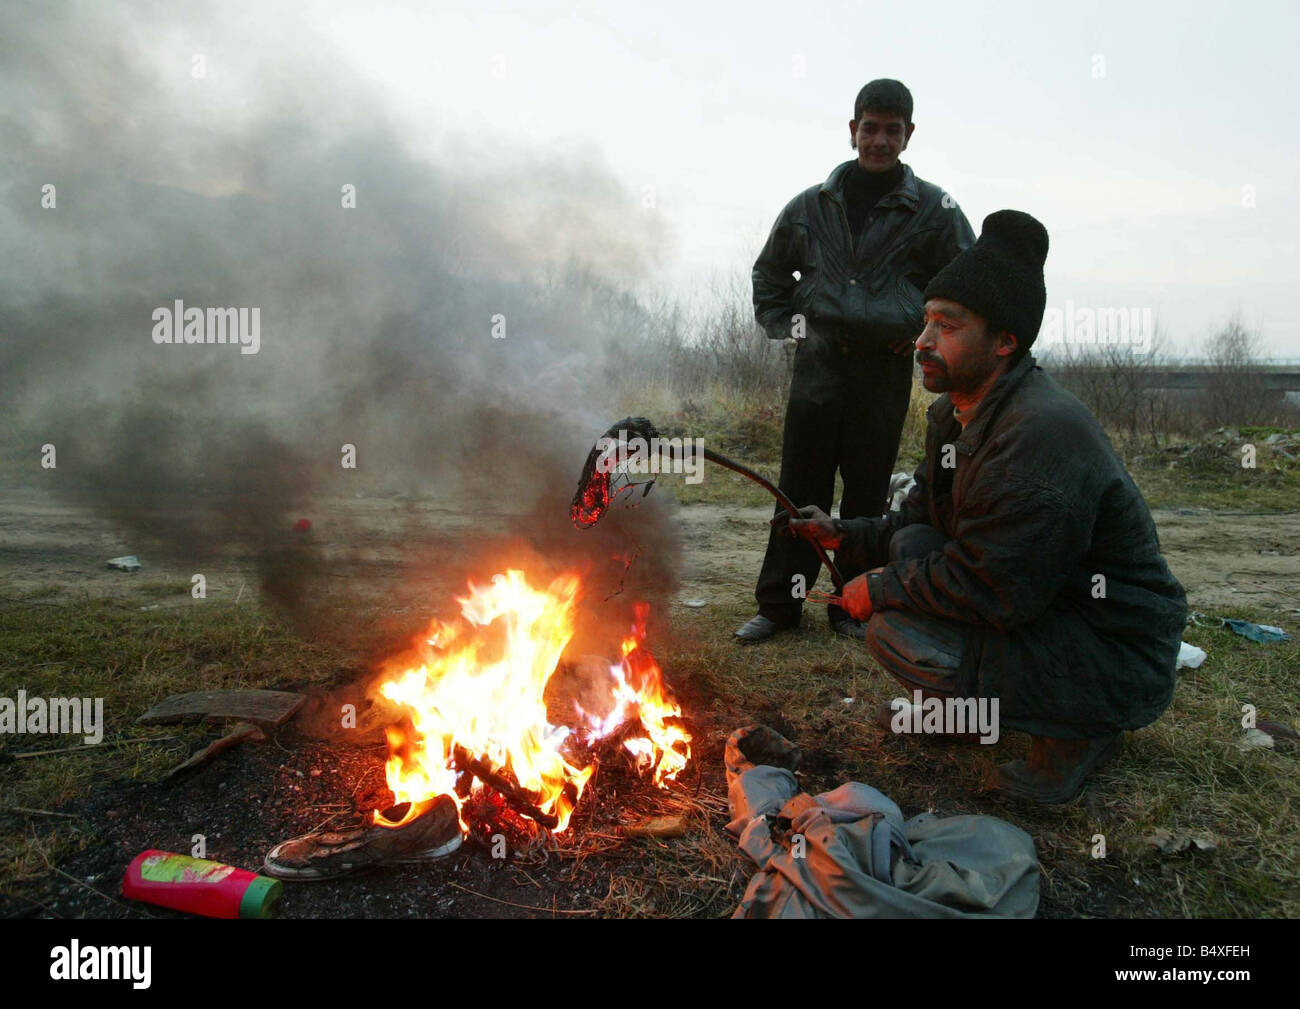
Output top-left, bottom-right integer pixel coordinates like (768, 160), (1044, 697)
(571, 416), (844, 590)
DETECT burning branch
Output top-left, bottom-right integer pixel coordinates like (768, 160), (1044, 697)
(372, 570), (691, 837)
(452, 745), (560, 831)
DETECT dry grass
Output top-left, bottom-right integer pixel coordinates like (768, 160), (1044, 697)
(660, 596), (1299, 918)
(1122, 431), (1300, 512)
(622, 374), (1300, 515)
(3, 382), (1298, 916)
(585, 788), (743, 918)
(3, 530), (1297, 916)
(0, 588), (344, 892)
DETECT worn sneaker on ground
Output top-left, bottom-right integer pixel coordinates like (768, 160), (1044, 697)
(264, 794), (462, 880)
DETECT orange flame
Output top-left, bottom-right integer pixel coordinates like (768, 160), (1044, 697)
(373, 571), (690, 837)
(374, 570), (592, 832)
(582, 602), (692, 787)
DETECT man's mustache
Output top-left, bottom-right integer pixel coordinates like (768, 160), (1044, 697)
(915, 353), (945, 368)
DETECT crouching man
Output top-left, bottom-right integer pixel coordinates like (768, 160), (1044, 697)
(785, 209), (1187, 804)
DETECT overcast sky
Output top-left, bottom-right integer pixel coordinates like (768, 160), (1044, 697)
(22, 0), (1300, 358)
(303, 0), (1298, 357)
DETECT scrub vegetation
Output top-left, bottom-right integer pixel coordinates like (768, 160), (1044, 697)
(2, 297), (1296, 918)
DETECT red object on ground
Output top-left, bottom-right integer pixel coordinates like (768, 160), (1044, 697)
(293, 518), (312, 532)
(121, 850), (282, 919)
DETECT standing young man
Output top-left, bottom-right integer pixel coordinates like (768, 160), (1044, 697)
(738, 79), (975, 642)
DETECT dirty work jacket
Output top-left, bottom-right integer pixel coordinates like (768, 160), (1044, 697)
(752, 160), (975, 352)
(837, 354), (1187, 737)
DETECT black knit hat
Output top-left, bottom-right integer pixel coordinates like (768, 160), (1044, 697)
(923, 210), (1049, 350)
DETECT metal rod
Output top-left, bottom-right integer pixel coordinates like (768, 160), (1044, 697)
(700, 448), (844, 590)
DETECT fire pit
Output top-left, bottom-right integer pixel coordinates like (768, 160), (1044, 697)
(331, 570), (690, 857)
(264, 569), (691, 880)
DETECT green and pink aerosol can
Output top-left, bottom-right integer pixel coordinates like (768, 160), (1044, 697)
(122, 850), (282, 918)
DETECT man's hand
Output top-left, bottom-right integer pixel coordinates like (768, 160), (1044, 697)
(839, 568), (883, 620)
(774, 505), (843, 549)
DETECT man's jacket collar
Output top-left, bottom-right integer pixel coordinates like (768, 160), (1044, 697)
(927, 354), (1039, 456)
(821, 160), (919, 212)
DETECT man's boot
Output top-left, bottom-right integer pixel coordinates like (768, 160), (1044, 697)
(996, 732), (1123, 804)
(828, 605), (867, 640)
(734, 613), (799, 644)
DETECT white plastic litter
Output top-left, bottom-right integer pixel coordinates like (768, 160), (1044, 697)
(1175, 641), (1206, 670)
(887, 472), (916, 512)
(1239, 728), (1275, 751)
(106, 555), (142, 572)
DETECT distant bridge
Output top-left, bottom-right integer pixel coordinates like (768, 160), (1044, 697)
(1040, 361), (1300, 392)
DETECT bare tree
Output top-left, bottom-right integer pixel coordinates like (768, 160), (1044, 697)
(1039, 320), (1173, 449)
(1196, 314), (1270, 429)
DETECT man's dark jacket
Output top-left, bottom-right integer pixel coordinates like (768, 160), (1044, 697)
(838, 354), (1187, 737)
(753, 160), (974, 349)
(749, 161), (974, 621)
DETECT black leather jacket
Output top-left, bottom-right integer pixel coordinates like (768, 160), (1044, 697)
(753, 160), (975, 350)
(839, 355), (1187, 737)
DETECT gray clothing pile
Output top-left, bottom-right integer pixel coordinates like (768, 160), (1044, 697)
(725, 726), (1040, 918)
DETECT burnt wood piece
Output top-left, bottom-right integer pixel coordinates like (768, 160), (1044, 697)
(623, 815), (686, 839)
(451, 745), (558, 830)
(137, 690), (305, 729)
(582, 717), (690, 763)
(164, 722), (266, 780)
(584, 719), (644, 754)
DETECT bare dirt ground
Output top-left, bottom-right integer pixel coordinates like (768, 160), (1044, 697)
(3, 489), (1297, 619)
(0, 488), (476, 605)
(676, 503), (1300, 623)
(3, 486), (1297, 919)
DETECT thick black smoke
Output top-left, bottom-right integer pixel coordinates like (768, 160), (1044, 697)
(0, 0), (682, 643)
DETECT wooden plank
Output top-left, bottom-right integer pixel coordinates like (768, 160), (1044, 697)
(137, 689), (305, 728)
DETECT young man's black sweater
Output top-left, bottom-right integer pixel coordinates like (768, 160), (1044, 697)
(843, 161), (904, 237)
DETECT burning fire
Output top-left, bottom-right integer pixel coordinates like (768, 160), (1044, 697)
(580, 602), (690, 787)
(570, 467), (611, 528)
(373, 570), (689, 834)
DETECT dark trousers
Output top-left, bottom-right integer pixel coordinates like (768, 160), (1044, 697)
(755, 347), (914, 623)
(862, 524), (972, 698)
(865, 526), (1146, 739)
